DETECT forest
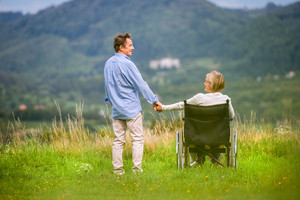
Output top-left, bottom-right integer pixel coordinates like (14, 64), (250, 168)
(0, 0), (299, 129)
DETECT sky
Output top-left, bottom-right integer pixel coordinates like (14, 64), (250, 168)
(0, 0), (299, 14)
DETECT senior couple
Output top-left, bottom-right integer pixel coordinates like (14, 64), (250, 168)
(104, 33), (235, 175)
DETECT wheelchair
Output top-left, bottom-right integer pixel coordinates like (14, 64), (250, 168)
(176, 100), (237, 169)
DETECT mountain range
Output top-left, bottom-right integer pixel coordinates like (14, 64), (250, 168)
(0, 0), (299, 122)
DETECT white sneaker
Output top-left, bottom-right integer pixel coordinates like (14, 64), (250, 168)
(132, 168), (143, 174)
(113, 168), (125, 175)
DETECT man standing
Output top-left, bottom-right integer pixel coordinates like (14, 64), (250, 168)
(104, 33), (161, 175)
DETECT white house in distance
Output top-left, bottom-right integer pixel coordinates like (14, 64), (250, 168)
(149, 57), (181, 70)
(285, 71), (296, 79)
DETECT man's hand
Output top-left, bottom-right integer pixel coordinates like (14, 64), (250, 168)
(156, 104), (163, 112)
(153, 101), (163, 113)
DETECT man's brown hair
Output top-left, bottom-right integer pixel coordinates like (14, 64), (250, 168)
(114, 33), (132, 53)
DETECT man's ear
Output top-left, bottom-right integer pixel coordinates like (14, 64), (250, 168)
(119, 45), (124, 52)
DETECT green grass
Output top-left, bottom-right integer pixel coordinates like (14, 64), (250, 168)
(0, 115), (299, 200)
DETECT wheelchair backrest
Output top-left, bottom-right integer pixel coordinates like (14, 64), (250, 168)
(184, 100), (230, 146)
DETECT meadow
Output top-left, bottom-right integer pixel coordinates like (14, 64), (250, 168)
(0, 108), (299, 200)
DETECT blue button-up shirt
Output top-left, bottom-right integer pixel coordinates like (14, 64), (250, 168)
(104, 53), (158, 119)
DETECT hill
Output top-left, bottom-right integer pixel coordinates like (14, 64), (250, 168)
(0, 0), (244, 78)
(218, 2), (300, 77)
(0, 0), (299, 124)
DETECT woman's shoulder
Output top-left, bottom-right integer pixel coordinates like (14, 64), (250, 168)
(219, 94), (232, 103)
(193, 93), (205, 98)
(222, 93), (231, 99)
(192, 92), (231, 100)
(206, 92), (232, 102)
(215, 92), (230, 99)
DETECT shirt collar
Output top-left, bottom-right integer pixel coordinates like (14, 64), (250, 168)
(207, 92), (222, 96)
(115, 53), (130, 60)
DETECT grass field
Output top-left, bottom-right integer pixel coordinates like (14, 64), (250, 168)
(0, 111), (299, 200)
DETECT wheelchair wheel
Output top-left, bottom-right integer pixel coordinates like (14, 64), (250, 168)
(230, 130), (238, 168)
(234, 130), (238, 168)
(176, 128), (184, 169)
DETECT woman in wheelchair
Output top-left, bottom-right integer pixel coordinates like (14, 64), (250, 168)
(156, 70), (235, 165)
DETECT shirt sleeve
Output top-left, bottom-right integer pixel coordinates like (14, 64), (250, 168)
(229, 99), (235, 118)
(223, 95), (235, 118)
(124, 62), (158, 104)
(104, 81), (111, 103)
(162, 101), (184, 111)
(162, 93), (203, 111)
(186, 93), (204, 105)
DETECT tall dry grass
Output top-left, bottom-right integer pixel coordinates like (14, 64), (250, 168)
(3, 104), (183, 156)
(3, 105), (299, 158)
(235, 111), (299, 142)
(233, 112), (300, 159)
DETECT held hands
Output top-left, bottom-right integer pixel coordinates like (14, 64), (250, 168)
(156, 104), (163, 112)
(153, 101), (163, 113)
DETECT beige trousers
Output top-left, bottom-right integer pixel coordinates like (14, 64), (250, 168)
(112, 112), (144, 173)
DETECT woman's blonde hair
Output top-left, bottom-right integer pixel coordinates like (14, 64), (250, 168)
(207, 71), (225, 92)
